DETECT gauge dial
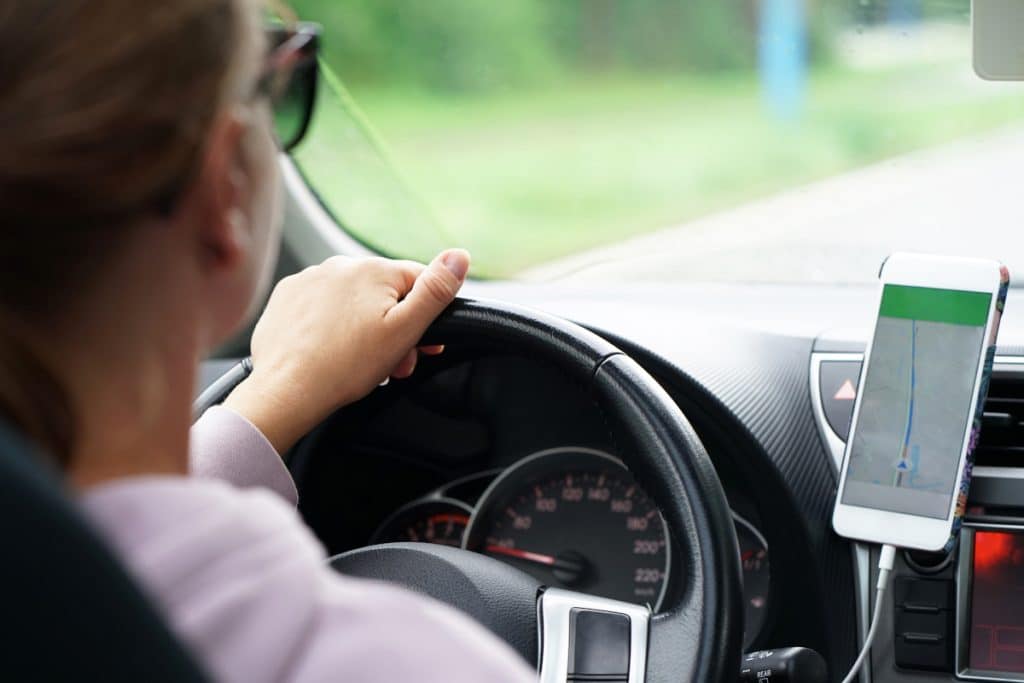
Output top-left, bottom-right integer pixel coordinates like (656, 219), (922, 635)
(733, 512), (770, 648)
(464, 448), (670, 610)
(370, 498), (472, 547)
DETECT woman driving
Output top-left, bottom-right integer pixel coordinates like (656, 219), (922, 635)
(0, 1), (534, 680)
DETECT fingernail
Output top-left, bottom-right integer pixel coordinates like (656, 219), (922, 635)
(441, 249), (470, 281)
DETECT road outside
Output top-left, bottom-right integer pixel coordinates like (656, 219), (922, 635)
(528, 124), (1024, 285)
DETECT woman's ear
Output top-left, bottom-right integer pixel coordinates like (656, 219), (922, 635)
(193, 110), (252, 272)
(181, 108), (267, 346)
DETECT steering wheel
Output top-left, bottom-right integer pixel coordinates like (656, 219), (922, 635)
(195, 298), (744, 683)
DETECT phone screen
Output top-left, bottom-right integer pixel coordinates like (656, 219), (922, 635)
(841, 284), (992, 520)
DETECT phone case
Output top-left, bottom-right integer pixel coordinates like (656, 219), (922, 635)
(944, 264), (1011, 553)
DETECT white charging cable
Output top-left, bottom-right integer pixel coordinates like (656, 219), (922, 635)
(841, 544), (897, 683)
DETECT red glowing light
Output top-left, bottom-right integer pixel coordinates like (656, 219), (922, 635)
(974, 531), (1016, 572)
(426, 514), (469, 525)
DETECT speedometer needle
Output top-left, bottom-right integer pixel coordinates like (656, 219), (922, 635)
(484, 545), (586, 577)
(485, 544), (556, 566)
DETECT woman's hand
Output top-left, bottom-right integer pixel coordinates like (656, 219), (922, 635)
(223, 250), (470, 454)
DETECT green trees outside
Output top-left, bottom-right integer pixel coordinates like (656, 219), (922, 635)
(286, 1), (975, 94)
(288, 0), (809, 92)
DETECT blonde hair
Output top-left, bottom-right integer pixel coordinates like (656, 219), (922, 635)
(0, 0), (259, 463)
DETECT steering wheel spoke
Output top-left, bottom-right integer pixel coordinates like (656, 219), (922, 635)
(537, 587), (650, 683)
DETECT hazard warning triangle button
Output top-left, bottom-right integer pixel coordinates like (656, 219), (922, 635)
(834, 379), (857, 401)
(819, 360), (862, 441)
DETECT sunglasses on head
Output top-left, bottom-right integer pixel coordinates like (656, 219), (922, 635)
(258, 21), (320, 152)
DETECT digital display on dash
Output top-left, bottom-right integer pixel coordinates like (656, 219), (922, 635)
(969, 530), (1024, 674)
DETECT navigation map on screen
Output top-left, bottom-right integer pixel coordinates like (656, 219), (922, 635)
(841, 285), (991, 519)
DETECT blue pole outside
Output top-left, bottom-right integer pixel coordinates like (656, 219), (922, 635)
(758, 0), (808, 123)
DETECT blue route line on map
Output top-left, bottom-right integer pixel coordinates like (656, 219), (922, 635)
(900, 321), (917, 486)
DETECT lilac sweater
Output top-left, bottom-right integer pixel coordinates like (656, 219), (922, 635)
(80, 406), (536, 683)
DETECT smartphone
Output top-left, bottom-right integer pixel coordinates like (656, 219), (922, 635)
(832, 253), (1009, 552)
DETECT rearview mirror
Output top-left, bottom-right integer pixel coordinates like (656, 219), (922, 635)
(974, 0), (1024, 80)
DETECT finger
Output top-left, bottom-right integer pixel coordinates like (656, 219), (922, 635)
(380, 259), (427, 298)
(390, 348), (419, 379)
(419, 345), (445, 356)
(385, 249), (469, 338)
(392, 260), (429, 279)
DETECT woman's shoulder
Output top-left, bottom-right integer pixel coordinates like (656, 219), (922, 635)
(80, 476), (323, 679)
(81, 475), (311, 560)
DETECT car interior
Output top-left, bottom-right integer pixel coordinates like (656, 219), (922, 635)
(7, 1), (1024, 682)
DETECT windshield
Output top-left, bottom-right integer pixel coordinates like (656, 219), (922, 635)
(287, 0), (1024, 284)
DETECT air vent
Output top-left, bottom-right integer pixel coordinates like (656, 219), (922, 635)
(975, 374), (1024, 468)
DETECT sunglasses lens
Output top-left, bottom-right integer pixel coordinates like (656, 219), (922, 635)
(273, 58), (316, 151)
(264, 25), (319, 152)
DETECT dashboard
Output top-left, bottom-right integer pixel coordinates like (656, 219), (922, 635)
(205, 277), (1024, 682)
(284, 348), (785, 653)
(462, 280), (1024, 683)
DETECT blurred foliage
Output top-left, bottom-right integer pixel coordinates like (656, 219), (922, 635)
(847, 0), (969, 24)
(293, 0), (553, 92)
(546, 1), (756, 73)
(288, 0), (840, 92)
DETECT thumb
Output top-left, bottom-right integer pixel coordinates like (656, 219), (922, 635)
(387, 249), (469, 335)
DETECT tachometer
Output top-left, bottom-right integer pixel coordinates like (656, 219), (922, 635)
(464, 448), (670, 610)
(370, 498), (472, 547)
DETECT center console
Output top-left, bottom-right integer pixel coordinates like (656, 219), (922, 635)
(812, 348), (1024, 682)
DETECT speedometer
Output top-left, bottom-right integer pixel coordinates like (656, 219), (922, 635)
(464, 447), (670, 610)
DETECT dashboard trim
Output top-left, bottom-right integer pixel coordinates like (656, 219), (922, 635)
(809, 352), (862, 473)
(732, 511), (768, 558)
(974, 466), (1024, 480)
(810, 352), (1024, 683)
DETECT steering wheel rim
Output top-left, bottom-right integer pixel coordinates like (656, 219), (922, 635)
(194, 297), (744, 682)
